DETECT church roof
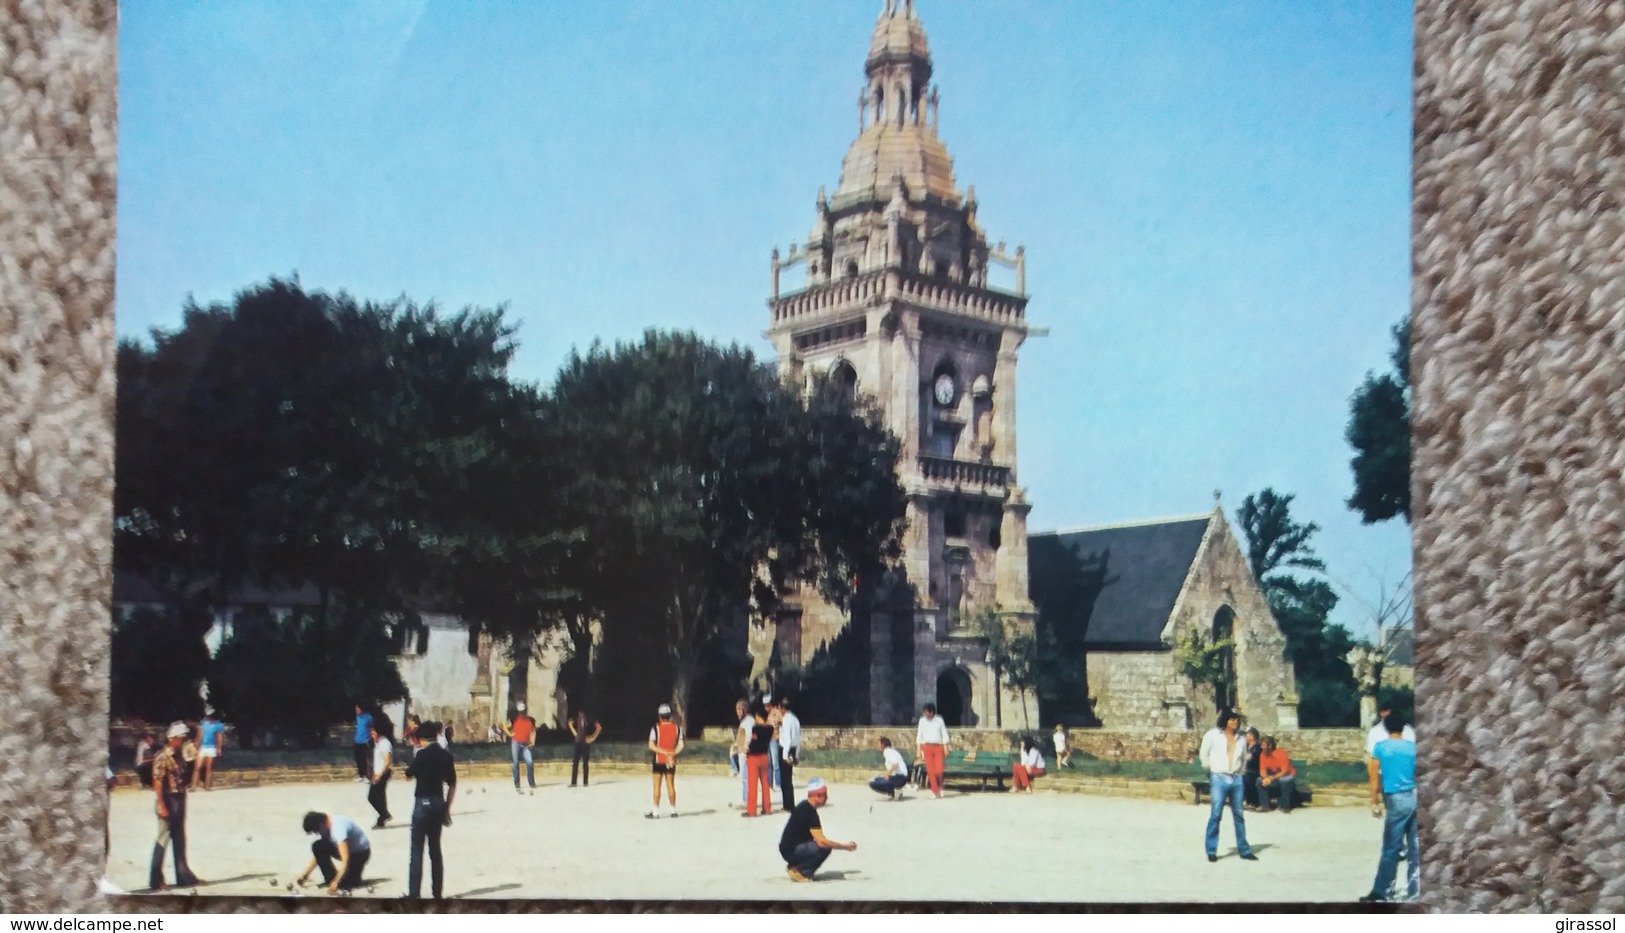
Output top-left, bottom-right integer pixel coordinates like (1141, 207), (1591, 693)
(835, 125), (958, 204)
(867, 2), (931, 66)
(833, 0), (959, 205)
(1029, 515), (1213, 649)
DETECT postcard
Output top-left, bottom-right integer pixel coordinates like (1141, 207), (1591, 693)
(108, 0), (1415, 903)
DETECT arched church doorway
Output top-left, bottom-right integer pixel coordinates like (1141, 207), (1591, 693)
(936, 667), (973, 727)
(1211, 606), (1238, 712)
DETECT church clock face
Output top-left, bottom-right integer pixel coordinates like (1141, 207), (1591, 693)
(933, 373), (957, 407)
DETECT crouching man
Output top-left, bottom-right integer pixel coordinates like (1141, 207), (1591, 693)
(297, 811), (371, 895)
(778, 777), (856, 882)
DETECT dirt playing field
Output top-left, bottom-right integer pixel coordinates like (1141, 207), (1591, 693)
(106, 770), (1393, 903)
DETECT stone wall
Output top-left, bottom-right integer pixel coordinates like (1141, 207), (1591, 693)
(1088, 651), (1193, 730)
(698, 725), (1369, 763)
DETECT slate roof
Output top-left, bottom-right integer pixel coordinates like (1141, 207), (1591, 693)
(1028, 515), (1212, 650)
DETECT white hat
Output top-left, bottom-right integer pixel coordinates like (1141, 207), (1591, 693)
(763, 694), (773, 704)
(806, 777), (827, 793)
(657, 703), (672, 715)
(167, 721), (189, 739)
(516, 701), (526, 712)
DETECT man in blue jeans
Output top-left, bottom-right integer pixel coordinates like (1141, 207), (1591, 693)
(1361, 714), (1420, 902)
(403, 721), (457, 899)
(1197, 708), (1258, 863)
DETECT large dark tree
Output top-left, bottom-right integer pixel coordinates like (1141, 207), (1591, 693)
(1237, 489), (1359, 726)
(1346, 319), (1411, 524)
(114, 278), (545, 732)
(545, 332), (907, 724)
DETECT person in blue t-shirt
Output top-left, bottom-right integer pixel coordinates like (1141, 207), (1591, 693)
(353, 705), (374, 783)
(191, 716), (226, 790)
(1360, 713), (1419, 903)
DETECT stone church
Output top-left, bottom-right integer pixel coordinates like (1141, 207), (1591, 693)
(755, 0), (1297, 731)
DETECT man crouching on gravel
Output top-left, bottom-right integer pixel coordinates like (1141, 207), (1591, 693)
(778, 777), (856, 882)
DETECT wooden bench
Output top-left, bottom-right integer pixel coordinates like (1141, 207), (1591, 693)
(936, 750), (1013, 791)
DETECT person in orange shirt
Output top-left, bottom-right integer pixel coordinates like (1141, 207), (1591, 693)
(646, 703), (685, 819)
(505, 702), (537, 795)
(1258, 735), (1297, 813)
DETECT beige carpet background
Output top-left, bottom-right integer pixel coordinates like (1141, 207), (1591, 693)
(3, 0), (1622, 913)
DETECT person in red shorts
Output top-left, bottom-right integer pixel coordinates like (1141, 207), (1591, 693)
(915, 702), (949, 798)
(647, 704), (685, 819)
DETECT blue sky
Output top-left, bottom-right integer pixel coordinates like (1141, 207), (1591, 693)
(118, 0), (1414, 638)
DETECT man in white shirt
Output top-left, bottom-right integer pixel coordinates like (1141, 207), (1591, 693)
(1197, 709), (1257, 863)
(915, 703), (950, 798)
(1365, 705), (1416, 756)
(869, 737), (910, 800)
(777, 696), (802, 810)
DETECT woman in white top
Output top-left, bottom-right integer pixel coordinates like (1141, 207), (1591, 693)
(1010, 737), (1046, 793)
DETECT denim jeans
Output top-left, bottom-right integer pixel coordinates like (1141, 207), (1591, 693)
(1369, 789), (1420, 901)
(149, 792), (199, 889)
(408, 797), (446, 898)
(870, 773), (908, 797)
(784, 840), (832, 877)
(769, 739), (782, 787)
(511, 741), (534, 788)
(1204, 771), (1253, 857)
(312, 838), (370, 889)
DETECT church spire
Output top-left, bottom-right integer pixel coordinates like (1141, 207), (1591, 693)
(863, 0), (933, 131)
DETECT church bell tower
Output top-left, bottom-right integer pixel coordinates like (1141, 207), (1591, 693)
(766, 0), (1039, 728)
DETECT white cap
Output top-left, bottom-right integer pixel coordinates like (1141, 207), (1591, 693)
(764, 694), (773, 704)
(516, 701), (526, 712)
(658, 703), (672, 715)
(806, 777), (827, 793)
(167, 722), (189, 739)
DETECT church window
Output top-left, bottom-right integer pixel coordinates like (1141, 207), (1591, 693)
(945, 507), (967, 539)
(830, 360), (858, 402)
(845, 260), (859, 278)
(989, 521), (1002, 550)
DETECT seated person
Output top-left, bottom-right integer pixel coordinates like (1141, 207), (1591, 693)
(1258, 736), (1297, 812)
(1242, 727), (1263, 809)
(1010, 737), (1046, 794)
(869, 737), (910, 799)
(297, 811), (371, 895)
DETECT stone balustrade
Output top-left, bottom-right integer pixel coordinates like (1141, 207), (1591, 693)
(917, 454), (1010, 492)
(770, 269), (1027, 328)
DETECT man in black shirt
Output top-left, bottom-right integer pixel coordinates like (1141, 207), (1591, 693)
(403, 720), (457, 899)
(777, 777), (856, 882)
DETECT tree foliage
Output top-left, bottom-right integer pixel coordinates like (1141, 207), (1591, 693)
(541, 331), (907, 724)
(1346, 319), (1411, 524)
(114, 279), (543, 734)
(1236, 489), (1359, 727)
(1174, 628), (1235, 699)
(110, 606), (211, 723)
(1237, 489), (1326, 582)
(207, 607), (406, 747)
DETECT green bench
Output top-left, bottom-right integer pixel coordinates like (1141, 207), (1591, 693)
(935, 750), (1013, 791)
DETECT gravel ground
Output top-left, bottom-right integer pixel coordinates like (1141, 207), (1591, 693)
(106, 772), (1392, 904)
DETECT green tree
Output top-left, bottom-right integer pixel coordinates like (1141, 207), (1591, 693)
(114, 278), (550, 730)
(110, 606), (211, 723)
(1237, 489), (1326, 582)
(1346, 319), (1411, 524)
(1236, 489), (1359, 726)
(208, 606), (406, 747)
(545, 332), (906, 724)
